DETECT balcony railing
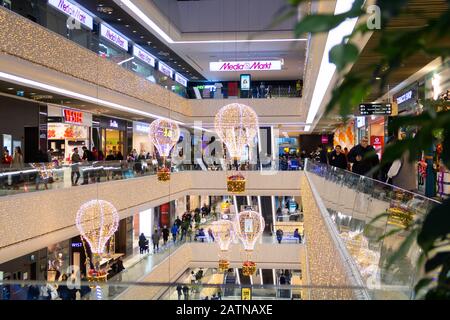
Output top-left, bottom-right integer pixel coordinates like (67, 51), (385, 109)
(304, 160), (440, 300)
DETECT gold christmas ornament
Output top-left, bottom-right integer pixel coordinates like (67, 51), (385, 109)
(227, 173), (246, 193)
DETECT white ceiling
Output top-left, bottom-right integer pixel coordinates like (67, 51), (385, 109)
(115, 0), (309, 81)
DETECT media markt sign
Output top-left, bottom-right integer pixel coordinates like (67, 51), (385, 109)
(210, 60), (282, 72)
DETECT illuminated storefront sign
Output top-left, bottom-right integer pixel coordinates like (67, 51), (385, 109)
(396, 90), (413, 104)
(175, 73), (188, 87)
(133, 121), (150, 134)
(63, 109), (83, 124)
(133, 46), (156, 67)
(158, 62), (174, 78)
(48, 0), (93, 30)
(100, 24), (129, 51)
(210, 60), (282, 72)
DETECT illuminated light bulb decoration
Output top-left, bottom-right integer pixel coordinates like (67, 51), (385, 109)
(211, 220), (235, 272)
(149, 119), (180, 181)
(214, 103), (259, 193)
(234, 210), (265, 276)
(75, 200), (119, 285)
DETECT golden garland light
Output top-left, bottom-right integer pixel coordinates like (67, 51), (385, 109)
(214, 103), (258, 193)
(233, 210), (265, 276)
(149, 119), (180, 181)
(210, 219), (234, 272)
(75, 200), (119, 286)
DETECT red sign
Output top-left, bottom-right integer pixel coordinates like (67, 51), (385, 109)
(321, 135), (328, 144)
(63, 109), (83, 124)
(371, 136), (383, 147)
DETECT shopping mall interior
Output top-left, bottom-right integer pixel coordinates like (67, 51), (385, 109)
(0, 0), (449, 306)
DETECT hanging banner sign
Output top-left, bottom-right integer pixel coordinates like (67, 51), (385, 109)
(210, 60), (282, 72)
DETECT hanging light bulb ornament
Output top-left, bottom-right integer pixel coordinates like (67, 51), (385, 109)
(149, 119), (180, 181)
(234, 210), (264, 276)
(214, 103), (258, 193)
(76, 200), (119, 285)
(211, 220), (234, 272)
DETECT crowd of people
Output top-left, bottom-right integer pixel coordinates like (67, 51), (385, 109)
(137, 204), (216, 255)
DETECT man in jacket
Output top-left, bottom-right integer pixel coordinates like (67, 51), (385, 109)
(328, 145), (348, 170)
(151, 229), (160, 253)
(71, 148), (82, 186)
(348, 137), (379, 178)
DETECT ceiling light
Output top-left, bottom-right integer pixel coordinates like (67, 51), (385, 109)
(133, 30), (137, 33)
(7, 87), (14, 90)
(119, 0), (307, 44)
(140, 36), (144, 39)
(305, 0), (358, 132)
(375, 77), (381, 80)
(125, 24), (130, 27)
(0, 71), (184, 125)
(117, 18), (122, 21)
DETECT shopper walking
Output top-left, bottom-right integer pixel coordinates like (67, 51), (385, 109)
(348, 137), (379, 178)
(162, 225), (169, 245)
(176, 285), (183, 300)
(328, 145), (348, 170)
(71, 148), (82, 186)
(138, 233), (147, 254)
(151, 229), (160, 253)
(11, 146), (24, 189)
(171, 223), (179, 243)
(276, 228), (284, 244)
(182, 285), (189, 300)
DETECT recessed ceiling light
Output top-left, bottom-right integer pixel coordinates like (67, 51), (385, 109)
(147, 41), (151, 44)
(133, 30), (137, 33)
(7, 87), (14, 90)
(375, 77), (381, 80)
(140, 36), (144, 39)
(125, 24), (130, 27)
(98, 4), (104, 7)
(117, 18), (122, 21)
(108, 12), (112, 14)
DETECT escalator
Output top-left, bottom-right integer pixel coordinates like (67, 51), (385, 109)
(238, 268), (252, 285)
(223, 270), (237, 297)
(261, 269), (274, 285)
(260, 196), (273, 234)
(235, 196), (247, 211)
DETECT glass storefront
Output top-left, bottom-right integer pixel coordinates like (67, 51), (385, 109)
(47, 105), (92, 163)
(93, 116), (128, 157)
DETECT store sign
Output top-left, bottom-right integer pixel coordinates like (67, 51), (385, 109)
(240, 74), (251, 90)
(71, 242), (82, 248)
(47, 123), (88, 139)
(371, 136), (383, 147)
(158, 62), (174, 78)
(48, 0), (94, 30)
(100, 24), (129, 51)
(109, 120), (119, 128)
(396, 90), (413, 104)
(321, 135), (328, 144)
(133, 46), (156, 67)
(133, 121), (150, 134)
(63, 109), (83, 125)
(175, 73), (188, 87)
(210, 60), (282, 72)
(356, 116), (366, 128)
(359, 103), (392, 116)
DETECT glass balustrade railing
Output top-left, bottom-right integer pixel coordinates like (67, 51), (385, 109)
(304, 160), (440, 300)
(1, 3), (187, 98)
(0, 158), (303, 198)
(0, 279), (362, 300)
